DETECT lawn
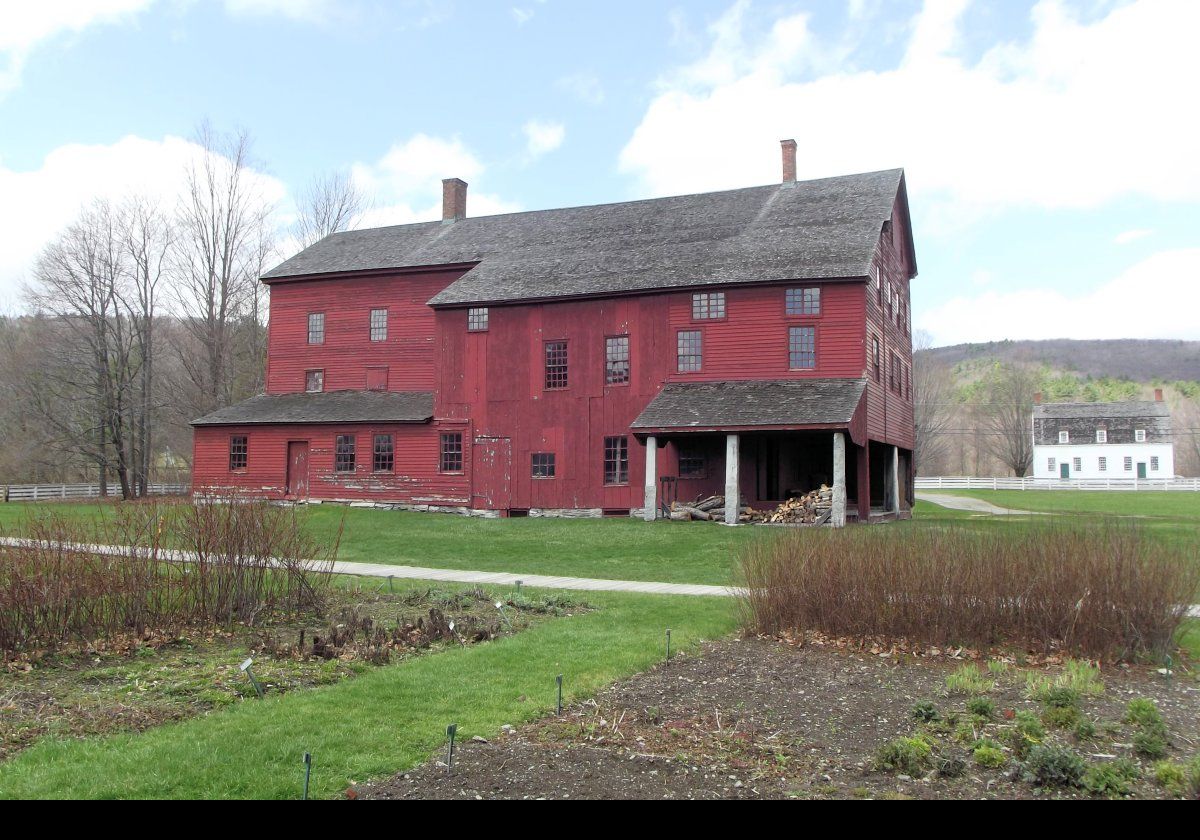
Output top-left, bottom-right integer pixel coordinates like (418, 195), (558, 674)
(0, 583), (734, 799)
(924, 489), (1200, 520)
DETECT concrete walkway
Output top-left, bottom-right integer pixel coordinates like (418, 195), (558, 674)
(916, 491), (1045, 516)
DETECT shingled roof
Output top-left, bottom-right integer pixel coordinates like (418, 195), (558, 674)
(1033, 401), (1170, 420)
(191, 390), (434, 426)
(630, 379), (867, 432)
(263, 169), (909, 306)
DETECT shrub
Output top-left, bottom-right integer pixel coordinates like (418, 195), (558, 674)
(1039, 685), (1082, 710)
(966, 696), (996, 720)
(1023, 744), (1086, 787)
(946, 664), (993, 695)
(1124, 698), (1171, 759)
(1043, 705), (1081, 729)
(911, 700), (940, 723)
(1061, 660), (1105, 696)
(1124, 698), (1164, 729)
(1083, 758), (1139, 798)
(737, 522), (1198, 659)
(1134, 729), (1169, 760)
(1009, 711), (1046, 758)
(1072, 718), (1097, 741)
(1153, 757), (1200, 798)
(973, 741), (1007, 769)
(876, 735), (933, 776)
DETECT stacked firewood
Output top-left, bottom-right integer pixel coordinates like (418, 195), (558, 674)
(667, 485), (833, 525)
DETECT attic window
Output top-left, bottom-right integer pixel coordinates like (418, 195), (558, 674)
(1135, 429), (1146, 443)
(468, 307), (489, 331)
(1096, 429), (1107, 444)
(692, 292), (725, 320)
(1058, 431), (1069, 444)
(785, 287), (820, 316)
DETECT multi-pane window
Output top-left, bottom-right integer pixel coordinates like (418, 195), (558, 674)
(1134, 429), (1146, 442)
(531, 452), (556, 478)
(872, 336), (881, 382)
(545, 340), (569, 389)
(373, 434), (394, 473)
(1048, 458), (1056, 472)
(874, 265), (883, 305)
(1124, 456), (1133, 471)
(1058, 431), (1069, 444)
(468, 308), (489, 331)
(370, 308), (388, 342)
(1096, 429), (1107, 444)
(789, 326), (816, 369)
(229, 436), (247, 471)
(605, 336), (630, 385)
(440, 432), (463, 472)
(786, 287), (820, 316)
(307, 312), (325, 345)
(334, 435), (356, 473)
(1151, 456), (1160, 472)
(678, 448), (707, 479)
(691, 292), (725, 320)
(1073, 457), (1082, 472)
(306, 369), (324, 393)
(677, 330), (702, 372)
(1098, 457), (1107, 472)
(603, 436), (629, 485)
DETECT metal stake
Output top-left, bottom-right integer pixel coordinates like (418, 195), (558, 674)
(240, 657), (264, 698)
(515, 580), (523, 596)
(666, 629), (672, 663)
(302, 752), (312, 800)
(556, 674), (564, 715)
(446, 724), (458, 773)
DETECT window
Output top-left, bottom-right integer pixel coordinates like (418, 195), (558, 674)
(677, 330), (702, 372)
(373, 434), (394, 473)
(691, 292), (725, 320)
(603, 436), (628, 485)
(468, 307), (489, 331)
(887, 286), (894, 321)
(544, 340), (569, 389)
(440, 432), (463, 472)
(305, 369), (324, 393)
(307, 312), (325, 344)
(605, 336), (630, 385)
(334, 435), (356, 473)
(874, 265), (884, 305)
(531, 452), (556, 478)
(1048, 458), (1056, 471)
(1124, 456), (1133, 471)
(369, 308), (387, 341)
(365, 366), (388, 391)
(789, 326), (816, 369)
(871, 336), (881, 382)
(1073, 457), (1081, 472)
(1099, 457), (1107, 472)
(229, 436), (247, 471)
(785, 287), (820, 316)
(1134, 429), (1147, 443)
(889, 352), (899, 391)
(1058, 430), (1069, 444)
(1151, 456), (1160, 472)
(1096, 429), (1107, 444)
(678, 448), (707, 479)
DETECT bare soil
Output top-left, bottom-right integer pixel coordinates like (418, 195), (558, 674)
(364, 637), (1200, 800)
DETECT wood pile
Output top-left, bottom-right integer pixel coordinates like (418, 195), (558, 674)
(667, 486), (834, 525)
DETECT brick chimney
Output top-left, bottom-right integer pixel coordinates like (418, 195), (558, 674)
(1033, 391), (1043, 405)
(1154, 388), (1164, 402)
(780, 139), (797, 185)
(442, 178), (467, 222)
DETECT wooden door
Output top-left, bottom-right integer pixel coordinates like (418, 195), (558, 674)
(1060, 462), (1070, 479)
(1137, 462), (1148, 479)
(471, 437), (511, 511)
(286, 441), (310, 498)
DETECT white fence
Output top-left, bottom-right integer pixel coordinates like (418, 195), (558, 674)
(915, 476), (1200, 492)
(2, 483), (189, 502)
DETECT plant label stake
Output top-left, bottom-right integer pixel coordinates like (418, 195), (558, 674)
(239, 657), (264, 699)
(302, 752), (312, 801)
(446, 724), (458, 773)
(556, 674), (564, 715)
(495, 601), (513, 631)
(515, 580), (523, 596)
(387, 574), (394, 593)
(665, 629), (672, 663)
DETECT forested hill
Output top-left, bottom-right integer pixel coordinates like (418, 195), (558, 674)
(925, 339), (1200, 383)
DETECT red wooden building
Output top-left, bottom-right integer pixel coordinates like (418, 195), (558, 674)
(192, 141), (917, 525)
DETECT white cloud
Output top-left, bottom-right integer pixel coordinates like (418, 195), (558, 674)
(350, 134), (520, 229)
(0, 0), (156, 95)
(223, 0), (337, 23)
(0, 134), (289, 301)
(619, 0), (1200, 217)
(1114, 228), (1153, 245)
(522, 119), (566, 159)
(557, 72), (605, 105)
(917, 249), (1200, 344)
(511, 7), (534, 25)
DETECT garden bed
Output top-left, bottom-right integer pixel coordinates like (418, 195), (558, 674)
(364, 637), (1199, 800)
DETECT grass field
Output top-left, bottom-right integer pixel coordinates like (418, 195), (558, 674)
(924, 489), (1200, 519)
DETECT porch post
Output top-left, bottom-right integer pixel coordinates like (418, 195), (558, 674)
(724, 434), (740, 525)
(643, 436), (658, 522)
(831, 432), (847, 528)
(891, 445), (901, 513)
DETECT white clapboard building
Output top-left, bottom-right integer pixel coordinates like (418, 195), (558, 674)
(1032, 390), (1174, 480)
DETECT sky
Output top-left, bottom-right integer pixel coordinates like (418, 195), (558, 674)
(1, 0), (1197, 347)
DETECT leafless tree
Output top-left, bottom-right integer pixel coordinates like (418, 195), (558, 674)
(294, 170), (367, 248)
(911, 331), (956, 474)
(977, 362), (1040, 477)
(173, 122), (275, 418)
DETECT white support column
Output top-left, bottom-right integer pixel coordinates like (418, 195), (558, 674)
(643, 436), (658, 522)
(891, 445), (901, 513)
(831, 432), (847, 528)
(724, 434), (740, 525)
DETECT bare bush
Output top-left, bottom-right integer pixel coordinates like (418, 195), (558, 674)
(0, 500), (337, 652)
(739, 523), (1198, 660)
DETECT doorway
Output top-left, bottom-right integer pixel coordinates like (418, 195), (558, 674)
(1137, 462), (1148, 479)
(1060, 462), (1070, 479)
(286, 441), (310, 498)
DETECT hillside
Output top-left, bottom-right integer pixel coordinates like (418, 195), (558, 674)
(925, 339), (1200, 382)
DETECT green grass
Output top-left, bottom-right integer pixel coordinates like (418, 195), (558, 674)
(0, 584), (735, 799)
(926, 489), (1200, 520)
